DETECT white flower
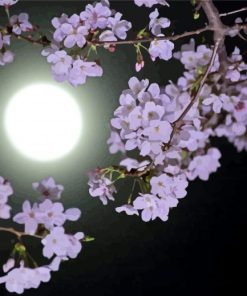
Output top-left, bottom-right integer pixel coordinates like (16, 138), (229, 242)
(42, 227), (83, 259)
(149, 9), (170, 36)
(13, 201), (42, 234)
(149, 37), (174, 61)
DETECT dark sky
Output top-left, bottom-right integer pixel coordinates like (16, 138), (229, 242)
(0, 1), (247, 295)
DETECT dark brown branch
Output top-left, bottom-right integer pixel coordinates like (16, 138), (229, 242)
(12, 33), (51, 46)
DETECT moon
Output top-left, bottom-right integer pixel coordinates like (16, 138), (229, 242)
(4, 84), (83, 162)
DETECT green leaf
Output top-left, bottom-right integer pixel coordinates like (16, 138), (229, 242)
(83, 235), (95, 242)
(193, 11), (200, 20)
(137, 27), (147, 39)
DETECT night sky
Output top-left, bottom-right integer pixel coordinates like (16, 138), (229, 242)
(0, 1), (247, 295)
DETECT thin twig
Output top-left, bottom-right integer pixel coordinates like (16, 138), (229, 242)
(220, 7), (247, 17)
(0, 227), (43, 239)
(90, 26), (210, 46)
(176, 42), (220, 124)
(163, 40), (220, 150)
(12, 33), (50, 46)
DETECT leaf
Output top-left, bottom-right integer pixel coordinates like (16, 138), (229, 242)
(137, 27), (149, 39)
(191, 0), (196, 6)
(83, 235), (95, 242)
(193, 11), (200, 20)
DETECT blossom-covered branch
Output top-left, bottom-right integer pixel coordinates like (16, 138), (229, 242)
(0, 176), (93, 293)
(1, 0), (246, 85)
(1, 0), (247, 293)
(89, 1), (247, 222)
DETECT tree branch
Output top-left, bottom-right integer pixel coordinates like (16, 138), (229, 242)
(12, 33), (50, 46)
(163, 40), (220, 151)
(220, 7), (247, 17)
(199, 0), (228, 75)
(90, 26), (210, 46)
(0, 227), (43, 239)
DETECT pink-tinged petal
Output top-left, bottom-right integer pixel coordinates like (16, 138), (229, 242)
(42, 245), (53, 259)
(13, 213), (26, 224)
(25, 219), (38, 235)
(22, 200), (31, 212)
(64, 35), (76, 48)
(74, 232), (84, 240)
(141, 208), (152, 222)
(203, 97), (214, 105)
(61, 23), (73, 35)
(65, 208), (81, 221)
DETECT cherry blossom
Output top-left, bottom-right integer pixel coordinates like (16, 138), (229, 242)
(41, 227), (83, 259)
(0, 203), (11, 219)
(2, 259), (15, 273)
(187, 148), (221, 181)
(107, 131), (126, 154)
(0, 0), (18, 7)
(0, 176), (86, 293)
(0, 32), (10, 50)
(133, 194), (169, 222)
(108, 12), (132, 40)
(60, 14), (88, 48)
(68, 59), (103, 87)
(120, 158), (149, 172)
(0, 177), (13, 218)
(80, 2), (111, 30)
(0, 50), (15, 66)
(13, 201), (42, 234)
(1, 0), (247, 292)
(88, 169), (116, 205)
(0, 262), (51, 294)
(10, 13), (33, 35)
(134, 0), (169, 8)
(149, 38), (174, 61)
(149, 9), (171, 36)
(0, 176), (13, 202)
(32, 176), (64, 201)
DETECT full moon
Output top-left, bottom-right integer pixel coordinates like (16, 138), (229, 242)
(4, 84), (82, 162)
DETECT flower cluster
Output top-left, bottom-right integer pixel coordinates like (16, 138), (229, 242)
(88, 37), (247, 222)
(110, 77), (174, 163)
(0, 6), (33, 66)
(1, 0), (176, 85)
(43, 0), (132, 86)
(175, 42), (247, 152)
(0, 176), (88, 294)
(88, 169), (117, 205)
(117, 172), (188, 222)
(0, 261), (52, 294)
